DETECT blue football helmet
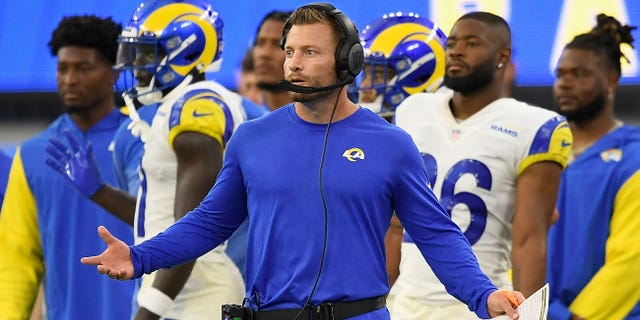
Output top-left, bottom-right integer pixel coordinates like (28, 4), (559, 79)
(355, 13), (447, 114)
(115, 0), (223, 101)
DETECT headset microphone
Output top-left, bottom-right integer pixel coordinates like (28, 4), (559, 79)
(278, 78), (352, 94)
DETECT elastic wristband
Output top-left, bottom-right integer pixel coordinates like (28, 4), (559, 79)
(137, 287), (173, 317)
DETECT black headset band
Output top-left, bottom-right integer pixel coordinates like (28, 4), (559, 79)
(280, 2), (363, 81)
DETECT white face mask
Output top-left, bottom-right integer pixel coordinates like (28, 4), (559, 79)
(358, 94), (384, 113)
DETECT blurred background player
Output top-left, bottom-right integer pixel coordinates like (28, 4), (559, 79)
(354, 12), (447, 122)
(548, 13), (640, 320)
(389, 11), (572, 319)
(46, 1), (246, 318)
(0, 15), (134, 319)
(252, 10), (293, 111)
(236, 47), (264, 106)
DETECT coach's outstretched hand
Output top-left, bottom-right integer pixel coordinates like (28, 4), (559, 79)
(487, 289), (525, 319)
(81, 226), (134, 280)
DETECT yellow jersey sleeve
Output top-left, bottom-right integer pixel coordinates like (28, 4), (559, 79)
(518, 117), (572, 175)
(569, 170), (640, 319)
(0, 148), (43, 318)
(167, 91), (228, 148)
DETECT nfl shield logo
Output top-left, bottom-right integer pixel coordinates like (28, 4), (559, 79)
(450, 129), (461, 141)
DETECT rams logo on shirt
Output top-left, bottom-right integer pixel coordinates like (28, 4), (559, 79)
(601, 148), (622, 162)
(343, 148), (365, 162)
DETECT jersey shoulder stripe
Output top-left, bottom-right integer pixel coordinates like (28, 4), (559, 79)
(167, 87), (235, 147)
(519, 115), (572, 174)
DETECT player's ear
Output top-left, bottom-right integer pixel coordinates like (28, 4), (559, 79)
(497, 47), (511, 70)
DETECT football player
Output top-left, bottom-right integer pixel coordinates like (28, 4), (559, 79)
(389, 12), (572, 319)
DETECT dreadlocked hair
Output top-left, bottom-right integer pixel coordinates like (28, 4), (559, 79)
(566, 13), (637, 77)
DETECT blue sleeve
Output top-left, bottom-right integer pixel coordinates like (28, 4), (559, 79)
(549, 300), (572, 320)
(112, 119), (142, 195)
(113, 104), (158, 195)
(130, 131), (249, 278)
(241, 97), (269, 120)
(393, 141), (496, 318)
(0, 150), (13, 201)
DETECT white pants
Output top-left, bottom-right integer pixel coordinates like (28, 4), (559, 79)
(390, 294), (481, 320)
(137, 256), (245, 320)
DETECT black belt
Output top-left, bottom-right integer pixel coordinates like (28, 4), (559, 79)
(252, 295), (387, 320)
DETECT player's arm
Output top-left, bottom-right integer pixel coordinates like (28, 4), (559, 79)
(136, 97), (226, 319)
(514, 116), (571, 296)
(0, 149), (44, 318)
(385, 214), (403, 287)
(89, 185), (137, 225)
(513, 161), (561, 296)
(569, 170), (640, 319)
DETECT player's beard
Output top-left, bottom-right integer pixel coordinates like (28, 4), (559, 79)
(66, 105), (93, 114)
(444, 58), (494, 95)
(557, 88), (606, 125)
(65, 99), (102, 115)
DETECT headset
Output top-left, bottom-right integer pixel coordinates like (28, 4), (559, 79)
(278, 2), (364, 93)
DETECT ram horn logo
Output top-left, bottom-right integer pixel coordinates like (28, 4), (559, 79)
(342, 147), (365, 162)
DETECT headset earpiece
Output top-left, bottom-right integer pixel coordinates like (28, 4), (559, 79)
(280, 2), (364, 82)
(497, 62), (504, 69)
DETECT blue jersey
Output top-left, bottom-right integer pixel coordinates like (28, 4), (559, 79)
(547, 125), (640, 320)
(240, 96), (269, 120)
(113, 103), (159, 195)
(0, 110), (134, 319)
(225, 97), (268, 278)
(129, 105), (497, 319)
(0, 150), (12, 204)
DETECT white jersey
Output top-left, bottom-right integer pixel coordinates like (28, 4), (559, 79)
(135, 80), (246, 257)
(393, 91), (570, 305)
(133, 80), (247, 318)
